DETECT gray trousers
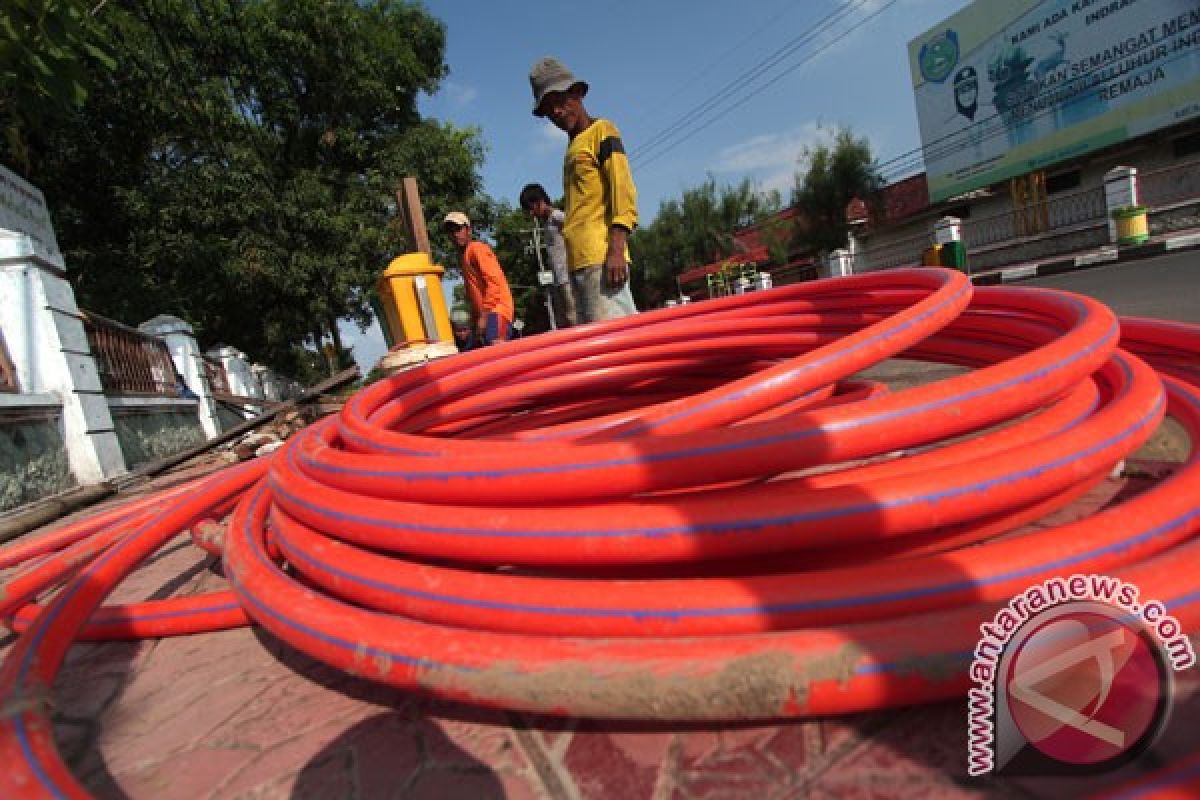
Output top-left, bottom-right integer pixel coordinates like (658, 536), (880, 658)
(570, 264), (638, 323)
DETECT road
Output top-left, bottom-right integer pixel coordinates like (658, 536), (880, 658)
(1024, 249), (1200, 324)
(861, 250), (1197, 460)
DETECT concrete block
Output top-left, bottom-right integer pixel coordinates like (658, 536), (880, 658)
(38, 271), (81, 314)
(49, 311), (90, 354)
(1002, 265), (1037, 281)
(62, 351), (104, 393)
(77, 392), (120, 433)
(1164, 232), (1200, 251)
(1074, 248), (1118, 266)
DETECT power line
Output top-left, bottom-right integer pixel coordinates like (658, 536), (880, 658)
(635, 0), (900, 173)
(625, 0), (803, 134)
(632, 0), (872, 167)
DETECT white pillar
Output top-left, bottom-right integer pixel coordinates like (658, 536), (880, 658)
(1103, 167), (1139, 244)
(846, 226), (863, 259)
(251, 364), (286, 402)
(206, 346), (256, 398)
(254, 364), (284, 402)
(934, 216), (962, 245)
(207, 346), (263, 417)
(139, 314), (221, 439)
(0, 242), (127, 483)
(827, 249), (854, 278)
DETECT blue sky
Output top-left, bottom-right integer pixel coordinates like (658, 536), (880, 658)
(345, 0), (968, 371)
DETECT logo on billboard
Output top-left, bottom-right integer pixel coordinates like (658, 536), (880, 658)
(919, 29), (960, 84)
(967, 575), (1195, 776)
(953, 66), (979, 120)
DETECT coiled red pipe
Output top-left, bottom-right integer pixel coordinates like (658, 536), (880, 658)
(2, 268), (1199, 799)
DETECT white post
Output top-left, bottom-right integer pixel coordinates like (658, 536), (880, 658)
(827, 249), (854, 278)
(846, 225), (864, 273)
(934, 216), (962, 245)
(251, 364), (267, 400)
(237, 352), (263, 399)
(251, 364), (285, 402)
(0, 166), (126, 483)
(208, 346), (262, 417)
(139, 314), (221, 439)
(1103, 167), (1138, 244)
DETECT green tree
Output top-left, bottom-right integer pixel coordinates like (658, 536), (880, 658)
(0, 0), (114, 169)
(790, 126), (883, 256)
(7, 0), (485, 377)
(631, 177), (780, 307)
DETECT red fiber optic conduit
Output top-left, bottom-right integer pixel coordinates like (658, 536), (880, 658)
(3, 268), (1200, 799)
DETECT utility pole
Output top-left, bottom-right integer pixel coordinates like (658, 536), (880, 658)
(524, 223), (558, 331)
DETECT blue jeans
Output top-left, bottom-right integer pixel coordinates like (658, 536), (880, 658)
(469, 312), (511, 348)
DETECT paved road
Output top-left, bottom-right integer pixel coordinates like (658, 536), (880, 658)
(1024, 249), (1200, 324)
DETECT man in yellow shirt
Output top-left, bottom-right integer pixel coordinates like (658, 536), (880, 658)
(529, 57), (638, 322)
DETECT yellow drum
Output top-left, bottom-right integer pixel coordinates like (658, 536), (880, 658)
(1112, 206), (1149, 246)
(376, 253), (454, 346)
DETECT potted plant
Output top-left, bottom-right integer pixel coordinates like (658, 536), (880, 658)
(1111, 205), (1149, 247)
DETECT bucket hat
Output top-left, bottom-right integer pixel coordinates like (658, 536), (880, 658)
(529, 57), (588, 117)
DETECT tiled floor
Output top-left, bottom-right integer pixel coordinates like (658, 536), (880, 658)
(2, 459), (1197, 798)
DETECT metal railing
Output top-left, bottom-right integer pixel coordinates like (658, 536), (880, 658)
(1045, 185), (1107, 229)
(82, 311), (179, 397)
(963, 186), (1106, 250)
(1140, 157), (1200, 209)
(859, 229), (932, 271)
(0, 328), (16, 393)
(767, 258), (818, 286)
(201, 354), (230, 395)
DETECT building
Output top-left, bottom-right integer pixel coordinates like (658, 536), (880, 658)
(677, 0), (1200, 292)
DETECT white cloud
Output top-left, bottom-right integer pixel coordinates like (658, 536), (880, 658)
(443, 81), (478, 108)
(711, 122), (825, 195)
(796, 0), (915, 69)
(534, 120), (567, 153)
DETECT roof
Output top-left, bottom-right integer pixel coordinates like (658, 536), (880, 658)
(673, 174), (935, 284)
(677, 245), (770, 285)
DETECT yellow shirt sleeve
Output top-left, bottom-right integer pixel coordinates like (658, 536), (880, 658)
(598, 120), (638, 233)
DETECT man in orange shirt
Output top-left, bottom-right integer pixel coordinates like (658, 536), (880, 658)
(443, 211), (515, 347)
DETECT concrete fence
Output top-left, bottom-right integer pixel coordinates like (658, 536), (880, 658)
(853, 164), (1191, 276)
(0, 165), (298, 513)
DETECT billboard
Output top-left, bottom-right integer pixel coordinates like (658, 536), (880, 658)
(909, 0), (1200, 202)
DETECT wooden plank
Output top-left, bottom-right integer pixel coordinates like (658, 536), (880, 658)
(211, 392), (276, 409)
(0, 327), (17, 392)
(0, 483), (117, 545)
(114, 364), (360, 488)
(397, 176), (431, 255)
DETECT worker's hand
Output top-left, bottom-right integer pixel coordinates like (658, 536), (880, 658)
(604, 247), (629, 288)
(475, 317), (487, 335)
(605, 225), (631, 288)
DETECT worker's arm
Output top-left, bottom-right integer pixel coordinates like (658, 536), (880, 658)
(474, 243), (512, 326)
(599, 120), (638, 287)
(605, 225), (630, 287)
